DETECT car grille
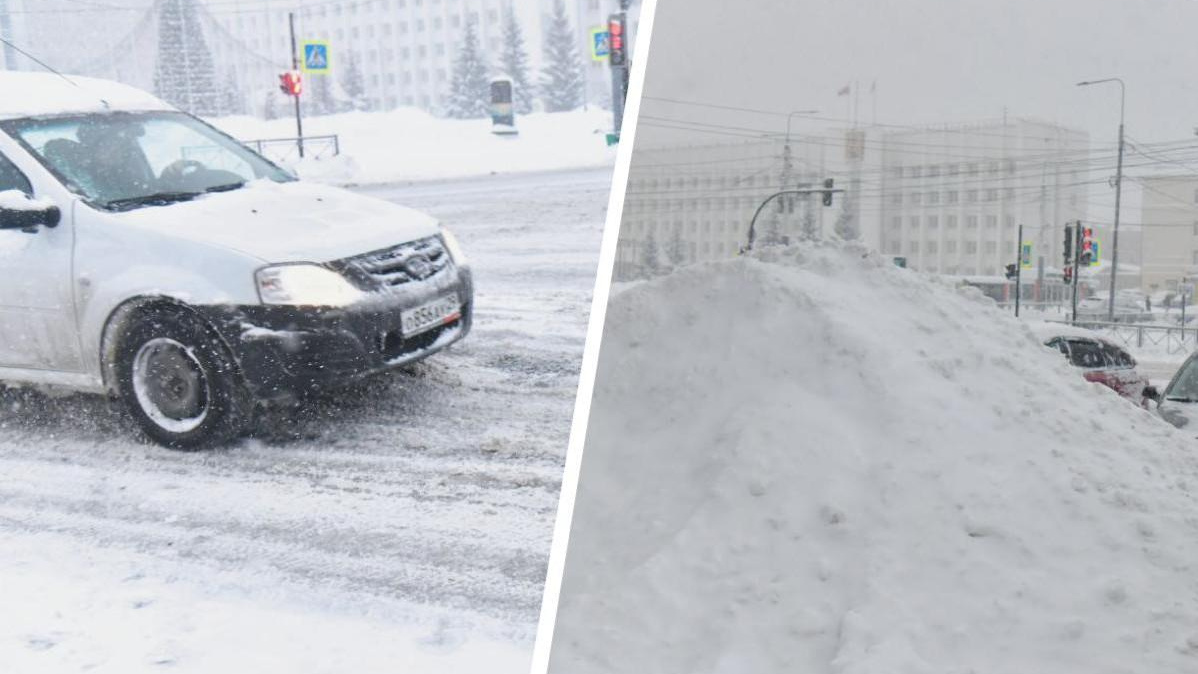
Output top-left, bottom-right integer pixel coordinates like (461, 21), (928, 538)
(338, 235), (451, 289)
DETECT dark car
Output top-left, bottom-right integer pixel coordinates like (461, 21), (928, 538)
(1043, 334), (1151, 406)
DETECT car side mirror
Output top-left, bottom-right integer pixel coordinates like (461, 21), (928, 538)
(0, 193), (60, 233)
(1144, 385), (1161, 403)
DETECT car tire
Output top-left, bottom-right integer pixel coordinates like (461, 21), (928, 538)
(115, 308), (251, 449)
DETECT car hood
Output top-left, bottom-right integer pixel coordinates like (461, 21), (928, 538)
(1158, 399), (1198, 430)
(112, 180), (441, 263)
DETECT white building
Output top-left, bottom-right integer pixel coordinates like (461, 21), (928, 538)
(1137, 175), (1198, 293)
(1, 0), (639, 117)
(616, 136), (838, 280)
(876, 119), (1089, 278)
(208, 0), (639, 115)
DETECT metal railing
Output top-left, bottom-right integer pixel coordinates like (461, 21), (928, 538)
(1047, 319), (1198, 355)
(242, 134), (341, 163)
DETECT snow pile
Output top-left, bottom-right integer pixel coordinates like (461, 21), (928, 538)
(208, 107), (616, 185)
(0, 189), (53, 211)
(549, 242), (1198, 674)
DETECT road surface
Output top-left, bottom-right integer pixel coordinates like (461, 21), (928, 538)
(0, 167), (612, 672)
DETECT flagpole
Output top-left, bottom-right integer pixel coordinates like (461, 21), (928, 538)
(871, 80), (877, 126)
(853, 80), (860, 129)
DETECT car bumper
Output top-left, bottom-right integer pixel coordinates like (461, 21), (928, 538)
(200, 266), (473, 401)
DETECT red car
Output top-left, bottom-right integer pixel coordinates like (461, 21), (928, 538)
(1041, 332), (1151, 405)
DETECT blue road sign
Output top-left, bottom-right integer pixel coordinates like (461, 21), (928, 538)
(302, 41), (330, 73)
(590, 28), (610, 61)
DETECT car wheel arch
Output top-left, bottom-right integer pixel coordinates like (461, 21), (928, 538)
(99, 296), (239, 397)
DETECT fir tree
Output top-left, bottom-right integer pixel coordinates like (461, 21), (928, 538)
(540, 0), (583, 112)
(340, 52), (369, 111)
(309, 74), (335, 115)
(834, 196), (859, 240)
(640, 230), (661, 277)
(153, 0), (222, 115)
(499, 5), (534, 114)
(665, 227), (687, 267)
(445, 16), (491, 119)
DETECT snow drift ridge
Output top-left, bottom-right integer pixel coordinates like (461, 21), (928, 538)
(551, 241), (1198, 674)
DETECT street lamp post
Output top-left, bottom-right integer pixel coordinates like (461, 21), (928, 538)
(1077, 77), (1125, 322)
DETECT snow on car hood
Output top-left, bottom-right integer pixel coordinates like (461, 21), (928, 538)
(112, 180), (441, 263)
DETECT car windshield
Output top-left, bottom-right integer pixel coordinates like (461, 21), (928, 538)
(0, 111), (294, 210)
(1166, 357), (1198, 401)
(1065, 338), (1107, 369)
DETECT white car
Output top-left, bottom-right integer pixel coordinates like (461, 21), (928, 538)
(0, 72), (472, 448)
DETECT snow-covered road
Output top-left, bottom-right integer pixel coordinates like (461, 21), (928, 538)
(0, 167), (611, 673)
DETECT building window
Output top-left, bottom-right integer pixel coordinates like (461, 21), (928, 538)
(911, 192), (922, 205)
(1004, 215), (1014, 229)
(909, 241), (920, 253)
(947, 240), (957, 253)
(948, 164), (960, 176)
(927, 215), (939, 229)
(1004, 188), (1014, 201)
(433, 17), (443, 30)
(966, 241), (978, 254)
(928, 165), (940, 178)
(927, 191), (940, 205)
(891, 216), (902, 230)
(888, 241), (901, 254)
(985, 215), (998, 228)
(909, 216), (920, 228)
(891, 166), (903, 179)
(946, 215), (958, 229)
(947, 190), (958, 204)
(985, 189), (998, 202)
(891, 193), (902, 205)
(967, 190), (978, 203)
(926, 241), (938, 253)
(984, 241), (997, 254)
(967, 216), (978, 228)
(1193, 220), (1198, 236)
(967, 163), (979, 176)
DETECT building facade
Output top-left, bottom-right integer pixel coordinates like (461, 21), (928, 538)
(1, 0), (639, 118)
(876, 119), (1089, 279)
(615, 136), (836, 280)
(1137, 175), (1198, 293)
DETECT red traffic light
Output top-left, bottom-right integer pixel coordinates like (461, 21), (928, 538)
(278, 70), (303, 97)
(608, 14), (627, 67)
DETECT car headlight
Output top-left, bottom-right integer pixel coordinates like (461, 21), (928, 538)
(255, 263), (362, 306)
(440, 226), (467, 265)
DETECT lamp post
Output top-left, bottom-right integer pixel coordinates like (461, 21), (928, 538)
(781, 109), (820, 187)
(1077, 77), (1125, 322)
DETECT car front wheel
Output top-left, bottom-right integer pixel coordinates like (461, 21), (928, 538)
(115, 309), (251, 448)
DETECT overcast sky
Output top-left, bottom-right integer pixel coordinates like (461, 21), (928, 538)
(636, 0), (1198, 148)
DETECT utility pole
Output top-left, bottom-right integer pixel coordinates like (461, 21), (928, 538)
(1076, 78), (1125, 321)
(289, 12), (305, 158)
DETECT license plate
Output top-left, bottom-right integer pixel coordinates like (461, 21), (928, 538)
(400, 295), (461, 337)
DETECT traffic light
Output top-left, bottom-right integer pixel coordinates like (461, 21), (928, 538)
(608, 14), (627, 67)
(1063, 224), (1073, 265)
(1005, 263), (1018, 280)
(1079, 227), (1095, 266)
(822, 178), (835, 206)
(279, 70), (303, 97)
(1064, 265), (1073, 284)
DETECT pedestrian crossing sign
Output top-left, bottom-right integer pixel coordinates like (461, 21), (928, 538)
(302, 41), (330, 74)
(590, 28), (610, 62)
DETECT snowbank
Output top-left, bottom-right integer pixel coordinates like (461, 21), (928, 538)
(207, 107), (616, 186)
(550, 242), (1198, 674)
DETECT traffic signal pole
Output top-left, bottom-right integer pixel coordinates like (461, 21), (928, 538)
(608, 6), (630, 139)
(289, 12), (305, 158)
(1014, 224), (1023, 317)
(1071, 223), (1082, 324)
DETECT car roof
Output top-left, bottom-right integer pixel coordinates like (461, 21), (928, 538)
(0, 71), (175, 121)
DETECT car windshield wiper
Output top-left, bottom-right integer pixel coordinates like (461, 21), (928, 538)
(106, 191), (202, 210)
(1165, 396), (1198, 403)
(204, 182), (245, 193)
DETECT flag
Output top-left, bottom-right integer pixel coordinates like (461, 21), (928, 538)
(837, 84), (851, 97)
